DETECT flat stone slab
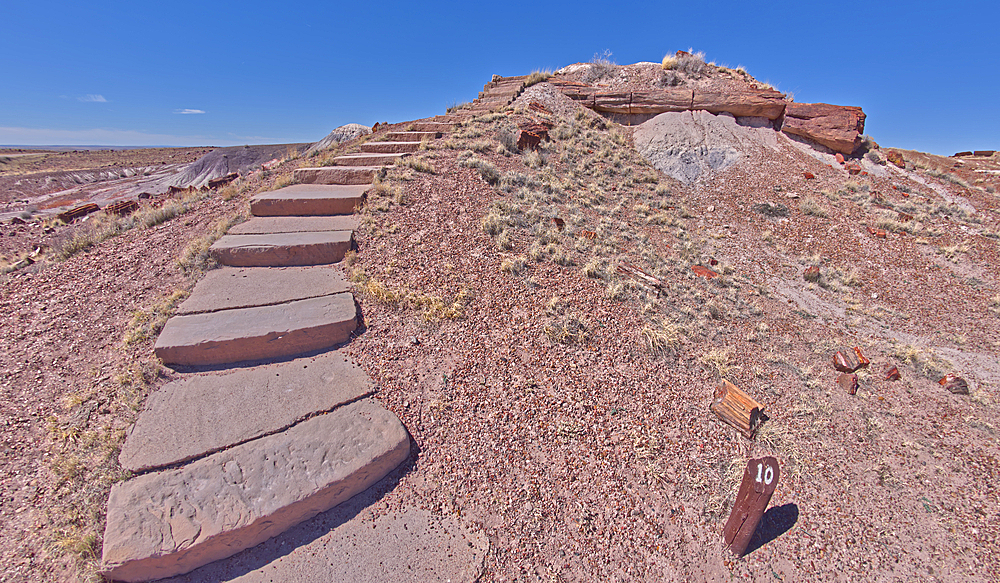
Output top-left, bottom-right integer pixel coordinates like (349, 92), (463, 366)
(176, 267), (350, 315)
(160, 502), (487, 583)
(360, 141), (421, 154)
(333, 153), (404, 166)
(154, 293), (357, 366)
(251, 184), (367, 216)
(293, 166), (378, 185)
(209, 231), (353, 267)
(120, 351), (372, 473)
(385, 131), (439, 142)
(407, 121), (454, 133)
(229, 216), (358, 235)
(101, 398), (410, 583)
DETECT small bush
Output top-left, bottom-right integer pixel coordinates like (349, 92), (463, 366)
(752, 203), (789, 218)
(799, 198), (829, 218)
(524, 70), (551, 87)
(662, 50), (707, 75)
(500, 255), (527, 275)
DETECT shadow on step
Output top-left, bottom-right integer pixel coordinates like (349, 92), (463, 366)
(160, 442), (420, 582)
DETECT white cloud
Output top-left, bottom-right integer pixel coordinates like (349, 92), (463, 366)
(0, 126), (226, 147)
(174, 109), (206, 114)
(78, 94), (108, 102)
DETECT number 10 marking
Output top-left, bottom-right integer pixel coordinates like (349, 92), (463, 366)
(756, 463), (774, 485)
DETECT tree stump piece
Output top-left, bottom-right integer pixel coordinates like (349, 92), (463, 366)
(723, 456), (780, 557)
(710, 380), (764, 439)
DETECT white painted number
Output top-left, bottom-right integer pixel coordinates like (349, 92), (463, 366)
(755, 463), (775, 486)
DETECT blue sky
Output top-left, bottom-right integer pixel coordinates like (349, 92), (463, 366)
(1, 1), (996, 155)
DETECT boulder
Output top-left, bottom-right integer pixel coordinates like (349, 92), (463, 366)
(781, 103), (866, 155)
(886, 150), (905, 168)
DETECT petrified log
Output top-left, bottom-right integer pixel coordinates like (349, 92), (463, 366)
(105, 200), (139, 217)
(710, 380), (764, 439)
(953, 151), (973, 157)
(781, 102), (866, 155)
(692, 89), (787, 120)
(548, 79), (597, 108)
(723, 456), (780, 556)
(630, 89), (693, 114)
(593, 92), (632, 114)
(208, 172), (239, 189)
(58, 203), (100, 224)
(974, 150), (995, 157)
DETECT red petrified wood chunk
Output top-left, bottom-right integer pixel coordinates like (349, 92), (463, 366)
(803, 171), (815, 179)
(838, 372), (859, 395)
(710, 380), (764, 439)
(884, 366), (901, 381)
(939, 374), (969, 395)
(835, 153), (845, 164)
(517, 131), (542, 151)
(803, 265), (821, 283)
(691, 265), (718, 279)
(723, 456), (780, 557)
(852, 346), (870, 369)
(886, 150), (905, 168)
(833, 349), (860, 373)
(847, 164), (862, 175)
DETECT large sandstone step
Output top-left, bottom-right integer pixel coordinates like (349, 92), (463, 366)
(154, 293), (357, 366)
(293, 166), (379, 185)
(209, 231), (353, 267)
(407, 121), (455, 133)
(385, 131), (439, 142)
(101, 398), (410, 583)
(120, 351), (372, 472)
(176, 266), (350, 315)
(360, 141), (420, 154)
(251, 184), (367, 216)
(229, 215), (359, 235)
(332, 152), (405, 166)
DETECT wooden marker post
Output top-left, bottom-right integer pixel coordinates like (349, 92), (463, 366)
(722, 456), (780, 556)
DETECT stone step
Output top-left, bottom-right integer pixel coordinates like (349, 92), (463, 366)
(154, 293), (357, 366)
(384, 131), (439, 142)
(176, 266), (350, 315)
(332, 152), (404, 166)
(407, 121), (454, 133)
(101, 398), (410, 583)
(360, 141), (420, 154)
(119, 351), (372, 473)
(294, 166), (379, 185)
(251, 184), (368, 216)
(209, 231), (353, 267)
(229, 215), (359, 235)
(158, 500), (487, 583)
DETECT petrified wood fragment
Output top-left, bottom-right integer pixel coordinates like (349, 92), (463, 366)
(710, 380), (764, 439)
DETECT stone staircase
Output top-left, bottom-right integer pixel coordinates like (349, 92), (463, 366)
(101, 124), (487, 581)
